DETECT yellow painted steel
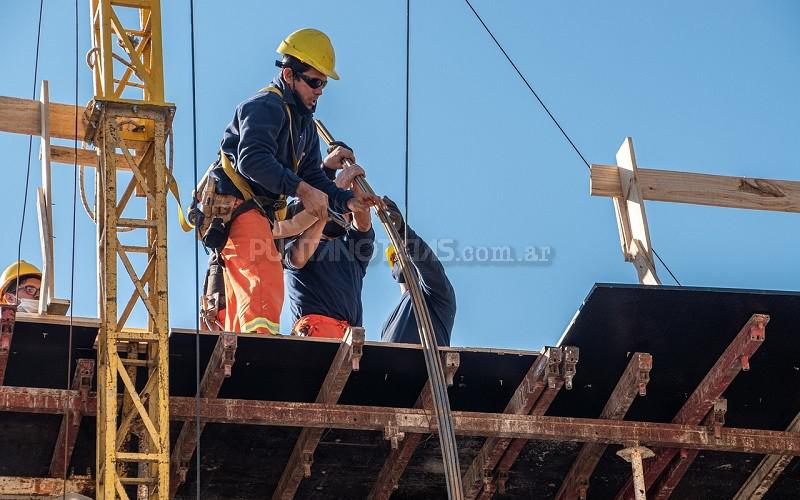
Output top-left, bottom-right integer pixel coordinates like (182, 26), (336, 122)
(89, 0), (172, 497)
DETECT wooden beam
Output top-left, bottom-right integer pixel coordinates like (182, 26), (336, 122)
(3, 386), (800, 456)
(0, 475), (93, 497)
(461, 348), (557, 499)
(487, 347), (579, 499)
(169, 332), (237, 498)
(732, 411), (800, 500)
(613, 314), (768, 500)
(0, 96), (88, 140)
(49, 359), (95, 478)
(368, 352), (461, 500)
(271, 327), (365, 500)
(555, 353), (652, 500)
(612, 137), (661, 285)
(591, 164), (800, 213)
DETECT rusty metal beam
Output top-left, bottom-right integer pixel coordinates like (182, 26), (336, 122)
(481, 346), (579, 499)
(1, 385), (800, 456)
(732, 411), (800, 500)
(556, 352), (652, 500)
(49, 358), (95, 478)
(368, 352), (460, 500)
(613, 314), (768, 500)
(271, 326), (365, 500)
(461, 347), (558, 499)
(169, 332), (237, 497)
(650, 399), (726, 500)
(0, 304), (16, 386)
(0, 475), (93, 497)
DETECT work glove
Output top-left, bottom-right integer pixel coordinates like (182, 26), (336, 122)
(382, 196), (406, 235)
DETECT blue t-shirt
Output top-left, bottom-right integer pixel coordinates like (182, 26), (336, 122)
(284, 227), (375, 327)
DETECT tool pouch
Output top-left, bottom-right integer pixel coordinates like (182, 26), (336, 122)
(199, 252), (226, 332)
(189, 171), (238, 251)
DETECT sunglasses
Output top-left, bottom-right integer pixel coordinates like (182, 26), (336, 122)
(296, 72), (327, 90)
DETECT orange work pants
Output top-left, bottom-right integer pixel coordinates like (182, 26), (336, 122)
(220, 207), (283, 334)
(292, 314), (349, 339)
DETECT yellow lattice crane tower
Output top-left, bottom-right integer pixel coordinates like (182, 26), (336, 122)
(85, 0), (172, 497)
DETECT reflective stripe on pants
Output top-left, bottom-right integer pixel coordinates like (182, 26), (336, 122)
(221, 207), (282, 334)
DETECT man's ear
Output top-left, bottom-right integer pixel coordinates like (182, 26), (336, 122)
(3, 293), (15, 304)
(281, 67), (294, 81)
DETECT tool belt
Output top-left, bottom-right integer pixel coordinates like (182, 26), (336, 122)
(189, 152), (288, 251)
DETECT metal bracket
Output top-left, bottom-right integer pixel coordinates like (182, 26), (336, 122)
(544, 347), (562, 389)
(496, 470), (509, 495)
(348, 326), (365, 372)
(384, 419), (405, 450)
(74, 359), (95, 410)
(220, 332), (237, 377)
(302, 451), (314, 478)
(561, 346), (580, 390)
(705, 399), (727, 440)
(443, 352), (460, 387)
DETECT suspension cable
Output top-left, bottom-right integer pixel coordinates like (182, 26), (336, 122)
(13, 0), (45, 299)
(188, 0), (202, 497)
(463, 0), (682, 285)
(403, 0), (410, 244)
(62, 0), (80, 496)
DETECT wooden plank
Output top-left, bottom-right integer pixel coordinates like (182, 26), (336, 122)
(591, 164), (800, 213)
(35, 187), (52, 315)
(732, 412), (800, 500)
(271, 327), (365, 500)
(38, 82), (55, 313)
(0, 96), (88, 140)
(613, 137), (660, 285)
(555, 353), (653, 500)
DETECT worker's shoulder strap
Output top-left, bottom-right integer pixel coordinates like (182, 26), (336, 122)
(258, 85), (300, 173)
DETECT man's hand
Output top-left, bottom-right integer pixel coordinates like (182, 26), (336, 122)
(382, 196), (405, 234)
(323, 145), (356, 169)
(296, 181), (328, 221)
(334, 164), (366, 189)
(347, 191), (382, 213)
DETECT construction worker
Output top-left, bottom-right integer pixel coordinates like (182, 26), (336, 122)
(205, 28), (380, 334)
(380, 198), (456, 346)
(0, 260), (42, 312)
(284, 163), (374, 338)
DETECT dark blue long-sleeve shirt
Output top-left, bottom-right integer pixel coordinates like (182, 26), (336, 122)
(210, 77), (353, 214)
(284, 227), (375, 327)
(380, 227), (456, 346)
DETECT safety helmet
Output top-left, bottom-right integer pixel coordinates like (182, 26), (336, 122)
(0, 260), (42, 296)
(385, 245), (397, 268)
(277, 28), (340, 80)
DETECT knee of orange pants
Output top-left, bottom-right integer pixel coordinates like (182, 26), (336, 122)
(221, 208), (283, 334)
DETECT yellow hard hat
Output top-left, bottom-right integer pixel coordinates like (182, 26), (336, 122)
(385, 245), (397, 268)
(0, 260), (41, 295)
(277, 28), (340, 80)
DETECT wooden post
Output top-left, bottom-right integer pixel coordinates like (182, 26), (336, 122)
(612, 137), (661, 285)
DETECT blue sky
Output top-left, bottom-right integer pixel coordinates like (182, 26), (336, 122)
(2, 1), (798, 350)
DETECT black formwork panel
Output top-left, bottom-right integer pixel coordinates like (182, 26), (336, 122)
(504, 284), (800, 500)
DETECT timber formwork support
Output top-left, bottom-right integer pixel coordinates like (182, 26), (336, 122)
(0, 305), (16, 386)
(50, 359), (96, 478)
(613, 314), (768, 500)
(169, 332), (237, 497)
(271, 327), (365, 500)
(555, 352), (652, 500)
(368, 352), (461, 500)
(2, 386), (800, 457)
